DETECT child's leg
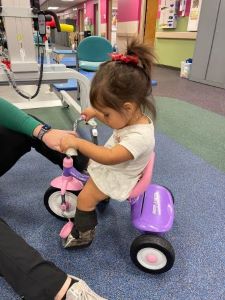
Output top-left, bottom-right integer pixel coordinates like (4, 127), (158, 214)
(77, 178), (107, 211)
(63, 178), (107, 249)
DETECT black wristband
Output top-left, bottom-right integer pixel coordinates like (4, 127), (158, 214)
(37, 124), (51, 140)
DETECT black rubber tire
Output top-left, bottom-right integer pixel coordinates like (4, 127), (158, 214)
(130, 234), (175, 274)
(44, 186), (80, 221)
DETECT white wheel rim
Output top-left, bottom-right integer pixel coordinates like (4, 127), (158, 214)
(48, 191), (77, 219)
(137, 247), (167, 270)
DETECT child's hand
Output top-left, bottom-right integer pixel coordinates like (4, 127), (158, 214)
(60, 134), (79, 153)
(81, 107), (96, 121)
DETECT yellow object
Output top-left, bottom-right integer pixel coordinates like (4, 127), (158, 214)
(60, 24), (74, 32)
(17, 34), (23, 41)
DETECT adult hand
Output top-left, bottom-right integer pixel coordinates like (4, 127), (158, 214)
(42, 129), (77, 152)
(81, 107), (97, 121)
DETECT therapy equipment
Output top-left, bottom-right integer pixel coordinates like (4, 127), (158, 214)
(0, 0), (90, 114)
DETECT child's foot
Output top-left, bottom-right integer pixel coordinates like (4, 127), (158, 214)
(66, 275), (107, 299)
(63, 229), (95, 249)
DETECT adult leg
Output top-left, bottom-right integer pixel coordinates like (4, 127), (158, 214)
(0, 218), (107, 300)
(0, 127), (32, 176)
(31, 137), (89, 172)
(0, 218), (66, 300)
(0, 126), (88, 176)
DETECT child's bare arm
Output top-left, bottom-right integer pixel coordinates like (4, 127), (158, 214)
(82, 107), (106, 124)
(92, 110), (107, 124)
(60, 135), (133, 165)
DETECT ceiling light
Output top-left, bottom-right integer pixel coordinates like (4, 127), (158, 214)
(61, 0), (75, 2)
(48, 7), (59, 10)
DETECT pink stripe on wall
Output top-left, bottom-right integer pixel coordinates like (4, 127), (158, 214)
(185, 0), (192, 16)
(118, 0), (142, 22)
(86, 0), (95, 20)
(101, 0), (107, 24)
(85, 0), (107, 25)
(157, 0), (161, 18)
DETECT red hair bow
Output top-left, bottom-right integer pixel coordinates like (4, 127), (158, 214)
(111, 53), (138, 65)
(2, 59), (11, 70)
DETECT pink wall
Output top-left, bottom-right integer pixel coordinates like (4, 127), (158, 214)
(63, 0), (110, 25)
(185, 0), (192, 16)
(86, 0), (107, 24)
(76, 2), (85, 10)
(118, 0), (142, 22)
(100, 0), (107, 24)
(86, 0), (98, 21)
(86, 1), (94, 19)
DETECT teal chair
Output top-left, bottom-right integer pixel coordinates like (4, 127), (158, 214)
(76, 36), (113, 100)
(76, 36), (113, 72)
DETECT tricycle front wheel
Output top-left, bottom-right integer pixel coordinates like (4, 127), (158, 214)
(44, 187), (80, 220)
(130, 234), (175, 274)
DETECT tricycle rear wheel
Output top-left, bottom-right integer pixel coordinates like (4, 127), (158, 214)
(130, 234), (175, 274)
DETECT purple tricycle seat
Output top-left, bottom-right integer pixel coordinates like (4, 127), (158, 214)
(131, 184), (174, 233)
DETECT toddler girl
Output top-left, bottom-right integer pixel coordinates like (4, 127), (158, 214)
(60, 38), (156, 249)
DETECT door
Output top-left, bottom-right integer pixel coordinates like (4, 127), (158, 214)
(205, 0), (225, 85)
(144, 0), (158, 46)
(190, 0), (225, 88)
(94, 3), (99, 35)
(78, 9), (84, 42)
(107, 0), (117, 44)
(107, 0), (112, 41)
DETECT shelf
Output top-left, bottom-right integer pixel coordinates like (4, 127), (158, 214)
(156, 31), (197, 40)
(117, 33), (137, 37)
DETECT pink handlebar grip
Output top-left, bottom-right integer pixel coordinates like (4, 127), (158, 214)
(63, 157), (73, 168)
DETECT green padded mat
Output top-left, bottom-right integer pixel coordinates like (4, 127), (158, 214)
(156, 97), (225, 172)
(24, 97), (225, 172)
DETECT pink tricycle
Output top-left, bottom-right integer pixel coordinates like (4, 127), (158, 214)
(44, 121), (175, 274)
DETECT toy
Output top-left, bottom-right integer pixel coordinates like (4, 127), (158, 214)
(44, 118), (175, 274)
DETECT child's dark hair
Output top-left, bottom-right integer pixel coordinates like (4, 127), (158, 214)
(90, 38), (156, 120)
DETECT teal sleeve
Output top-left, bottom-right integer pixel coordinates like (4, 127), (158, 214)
(0, 97), (41, 137)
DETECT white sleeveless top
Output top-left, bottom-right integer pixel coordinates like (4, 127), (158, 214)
(87, 122), (155, 201)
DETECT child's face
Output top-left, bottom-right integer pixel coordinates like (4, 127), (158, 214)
(97, 107), (128, 129)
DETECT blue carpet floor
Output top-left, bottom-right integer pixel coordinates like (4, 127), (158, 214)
(0, 132), (225, 300)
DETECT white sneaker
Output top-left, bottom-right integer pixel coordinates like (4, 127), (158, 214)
(66, 275), (107, 300)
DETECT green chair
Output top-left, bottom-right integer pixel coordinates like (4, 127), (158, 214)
(76, 36), (113, 72)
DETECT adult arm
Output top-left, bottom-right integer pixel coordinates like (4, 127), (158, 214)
(0, 98), (76, 152)
(0, 97), (41, 136)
